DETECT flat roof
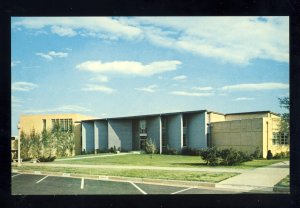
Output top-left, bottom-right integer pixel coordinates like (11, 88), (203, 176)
(225, 111), (280, 116)
(81, 109), (208, 122)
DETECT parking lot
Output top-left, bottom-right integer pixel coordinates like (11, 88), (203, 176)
(11, 172), (242, 195)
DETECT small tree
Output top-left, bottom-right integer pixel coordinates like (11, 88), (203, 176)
(20, 130), (31, 160)
(29, 128), (42, 159)
(145, 138), (157, 158)
(278, 97), (289, 133)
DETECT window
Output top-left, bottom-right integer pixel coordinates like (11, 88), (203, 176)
(162, 129), (167, 147)
(162, 117), (167, 128)
(183, 134), (187, 147)
(272, 132), (289, 145)
(183, 116), (188, 127)
(42, 119), (46, 131)
(51, 118), (73, 132)
(139, 120), (147, 134)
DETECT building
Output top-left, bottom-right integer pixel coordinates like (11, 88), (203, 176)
(81, 110), (289, 158)
(19, 114), (94, 155)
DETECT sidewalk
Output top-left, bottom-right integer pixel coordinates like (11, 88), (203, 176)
(215, 161), (289, 192)
(19, 162), (249, 173)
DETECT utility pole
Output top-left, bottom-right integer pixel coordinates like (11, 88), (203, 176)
(17, 122), (21, 167)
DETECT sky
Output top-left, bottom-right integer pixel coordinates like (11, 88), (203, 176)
(11, 16), (289, 135)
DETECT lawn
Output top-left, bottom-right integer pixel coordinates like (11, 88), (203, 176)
(13, 165), (238, 183)
(52, 153), (287, 169)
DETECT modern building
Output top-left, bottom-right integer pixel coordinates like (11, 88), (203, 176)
(18, 114), (94, 155)
(81, 110), (289, 158)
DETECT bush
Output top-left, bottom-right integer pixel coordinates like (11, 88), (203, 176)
(199, 147), (219, 166)
(110, 146), (117, 153)
(251, 147), (262, 159)
(162, 145), (178, 155)
(273, 151), (289, 159)
(181, 147), (200, 156)
(38, 156), (56, 162)
(267, 150), (273, 160)
(145, 139), (157, 155)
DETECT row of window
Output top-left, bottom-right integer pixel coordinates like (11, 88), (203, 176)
(42, 119), (73, 132)
(272, 132), (289, 145)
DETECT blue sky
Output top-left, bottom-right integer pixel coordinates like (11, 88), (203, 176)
(11, 16), (289, 135)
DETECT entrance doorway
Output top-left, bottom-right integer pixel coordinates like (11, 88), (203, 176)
(140, 136), (147, 150)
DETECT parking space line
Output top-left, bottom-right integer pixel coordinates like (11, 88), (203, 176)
(36, 175), (49, 184)
(81, 177), (84, 189)
(12, 173), (21, 178)
(171, 187), (193, 195)
(129, 182), (147, 195)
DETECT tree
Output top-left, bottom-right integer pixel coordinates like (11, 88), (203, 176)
(145, 138), (157, 158)
(29, 128), (42, 159)
(20, 130), (31, 160)
(278, 97), (289, 133)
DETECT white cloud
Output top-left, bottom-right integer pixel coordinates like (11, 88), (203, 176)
(81, 84), (116, 94)
(12, 96), (23, 107)
(24, 105), (91, 113)
(173, 75), (187, 81)
(220, 82), (289, 91)
(125, 16), (289, 64)
(12, 82), (38, 91)
(13, 17), (141, 39)
(89, 75), (109, 83)
(234, 97), (255, 101)
(11, 60), (21, 68)
(51, 25), (77, 37)
(192, 86), (213, 91)
(135, 84), (158, 93)
(76, 60), (181, 76)
(170, 91), (213, 97)
(36, 51), (68, 61)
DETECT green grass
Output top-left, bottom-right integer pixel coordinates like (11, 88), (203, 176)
(56, 153), (113, 159)
(53, 154), (288, 169)
(13, 165), (238, 183)
(275, 175), (290, 187)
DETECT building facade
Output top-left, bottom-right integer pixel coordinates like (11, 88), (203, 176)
(81, 110), (289, 158)
(19, 114), (94, 155)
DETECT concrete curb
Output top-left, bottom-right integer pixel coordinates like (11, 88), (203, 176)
(12, 169), (215, 188)
(273, 186), (290, 193)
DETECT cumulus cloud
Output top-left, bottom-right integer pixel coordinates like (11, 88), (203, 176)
(124, 16), (289, 64)
(76, 60), (181, 76)
(51, 25), (77, 37)
(173, 75), (187, 81)
(234, 97), (255, 101)
(36, 51), (68, 61)
(81, 84), (116, 94)
(135, 84), (158, 93)
(13, 17), (141, 39)
(12, 82), (38, 91)
(192, 86), (213, 91)
(11, 60), (21, 68)
(220, 82), (289, 91)
(89, 75), (109, 83)
(170, 91), (213, 97)
(24, 105), (91, 113)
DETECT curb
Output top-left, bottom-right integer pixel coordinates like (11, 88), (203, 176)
(273, 186), (290, 193)
(12, 169), (215, 188)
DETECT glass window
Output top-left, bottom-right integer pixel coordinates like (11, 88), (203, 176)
(139, 120), (147, 133)
(183, 116), (188, 127)
(183, 134), (187, 147)
(272, 132), (289, 145)
(42, 119), (46, 131)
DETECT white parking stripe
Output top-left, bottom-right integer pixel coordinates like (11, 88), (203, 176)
(171, 187), (193, 194)
(36, 175), (49, 184)
(12, 173), (21, 178)
(81, 177), (84, 189)
(130, 182), (147, 195)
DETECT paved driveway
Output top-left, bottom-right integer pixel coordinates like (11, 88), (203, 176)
(12, 173), (241, 195)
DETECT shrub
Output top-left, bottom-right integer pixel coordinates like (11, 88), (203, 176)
(218, 148), (251, 166)
(38, 156), (56, 162)
(181, 147), (200, 156)
(162, 145), (178, 155)
(110, 146), (117, 153)
(199, 147), (219, 166)
(267, 150), (273, 160)
(145, 139), (157, 154)
(251, 147), (262, 159)
(273, 151), (289, 159)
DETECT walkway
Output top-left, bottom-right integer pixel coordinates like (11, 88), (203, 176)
(215, 161), (289, 191)
(55, 152), (132, 161)
(20, 162), (249, 173)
